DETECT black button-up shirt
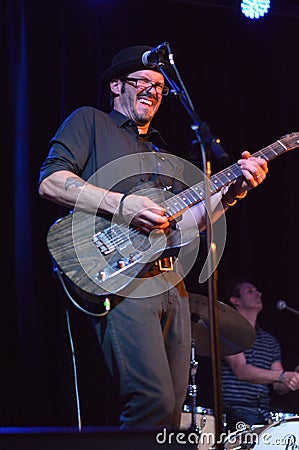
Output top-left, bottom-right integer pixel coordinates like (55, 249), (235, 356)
(39, 107), (186, 196)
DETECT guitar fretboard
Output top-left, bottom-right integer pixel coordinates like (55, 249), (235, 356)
(163, 133), (299, 219)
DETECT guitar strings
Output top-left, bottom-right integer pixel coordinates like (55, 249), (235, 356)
(102, 139), (287, 249)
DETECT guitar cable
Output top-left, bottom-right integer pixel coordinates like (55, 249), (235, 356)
(54, 266), (109, 318)
(53, 265), (109, 431)
(65, 307), (82, 431)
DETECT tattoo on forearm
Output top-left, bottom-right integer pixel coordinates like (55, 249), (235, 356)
(65, 177), (85, 191)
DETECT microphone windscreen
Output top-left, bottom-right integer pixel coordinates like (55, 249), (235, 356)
(276, 300), (286, 310)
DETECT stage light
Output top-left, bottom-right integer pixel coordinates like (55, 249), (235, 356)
(241, 0), (271, 19)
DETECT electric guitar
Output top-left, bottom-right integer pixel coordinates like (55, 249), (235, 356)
(47, 132), (299, 303)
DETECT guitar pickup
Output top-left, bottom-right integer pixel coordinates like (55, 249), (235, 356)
(92, 224), (132, 256)
(92, 232), (116, 255)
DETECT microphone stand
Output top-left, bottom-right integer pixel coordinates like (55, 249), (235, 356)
(157, 44), (225, 448)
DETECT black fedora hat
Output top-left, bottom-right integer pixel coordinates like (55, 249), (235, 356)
(101, 44), (172, 86)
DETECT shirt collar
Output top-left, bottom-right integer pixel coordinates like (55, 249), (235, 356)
(109, 109), (167, 148)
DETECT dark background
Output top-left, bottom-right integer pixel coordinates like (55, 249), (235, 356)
(2, 0), (299, 428)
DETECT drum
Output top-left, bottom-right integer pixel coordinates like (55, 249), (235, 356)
(224, 416), (299, 450)
(180, 405), (215, 450)
(255, 416), (299, 450)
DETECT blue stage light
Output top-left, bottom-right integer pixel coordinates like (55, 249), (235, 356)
(241, 0), (271, 19)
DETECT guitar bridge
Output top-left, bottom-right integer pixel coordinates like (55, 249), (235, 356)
(92, 224), (133, 256)
(92, 230), (115, 255)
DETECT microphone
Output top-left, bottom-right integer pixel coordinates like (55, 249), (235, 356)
(276, 300), (299, 316)
(142, 42), (169, 68)
(276, 300), (286, 310)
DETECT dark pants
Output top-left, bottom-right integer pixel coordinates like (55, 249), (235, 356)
(93, 272), (191, 429)
(225, 406), (270, 433)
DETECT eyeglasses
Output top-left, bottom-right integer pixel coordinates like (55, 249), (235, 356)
(120, 77), (169, 96)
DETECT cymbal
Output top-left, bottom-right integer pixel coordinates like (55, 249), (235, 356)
(189, 292), (256, 357)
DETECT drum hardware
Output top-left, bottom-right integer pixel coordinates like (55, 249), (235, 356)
(269, 411), (297, 423)
(181, 405), (216, 450)
(187, 338), (200, 433)
(182, 339), (219, 449)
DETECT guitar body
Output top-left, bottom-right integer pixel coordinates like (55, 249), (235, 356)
(47, 209), (197, 300)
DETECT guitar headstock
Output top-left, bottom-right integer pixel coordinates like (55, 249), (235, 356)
(279, 132), (299, 151)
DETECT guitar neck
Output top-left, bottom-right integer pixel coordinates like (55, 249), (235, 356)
(163, 134), (297, 219)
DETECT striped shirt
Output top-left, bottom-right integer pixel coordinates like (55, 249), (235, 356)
(221, 325), (281, 409)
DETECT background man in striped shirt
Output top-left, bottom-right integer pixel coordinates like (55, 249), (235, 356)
(221, 277), (299, 431)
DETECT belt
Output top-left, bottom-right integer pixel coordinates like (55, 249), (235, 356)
(154, 256), (175, 271)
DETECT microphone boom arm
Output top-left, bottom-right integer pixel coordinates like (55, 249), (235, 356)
(276, 300), (299, 316)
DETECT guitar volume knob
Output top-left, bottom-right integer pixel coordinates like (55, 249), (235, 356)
(117, 259), (126, 269)
(97, 270), (106, 281)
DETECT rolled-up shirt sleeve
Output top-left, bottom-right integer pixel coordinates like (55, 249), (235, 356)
(38, 107), (95, 185)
